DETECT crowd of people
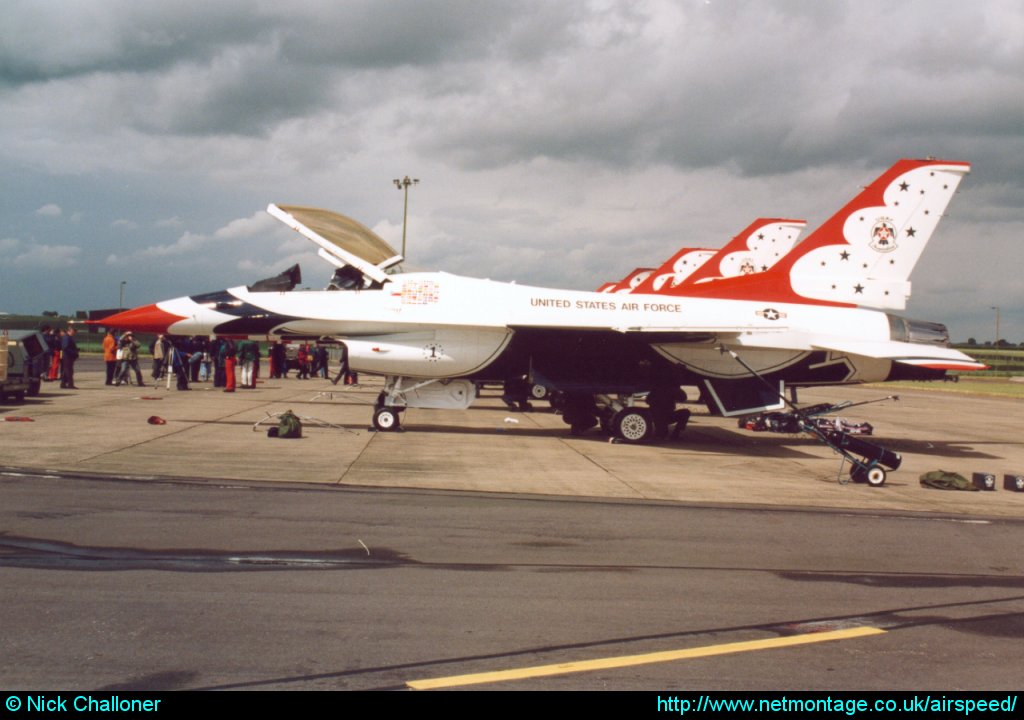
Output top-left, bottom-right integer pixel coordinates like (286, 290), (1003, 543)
(37, 327), (353, 392)
(98, 333), (346, 391)
(38, 326), (81, 389)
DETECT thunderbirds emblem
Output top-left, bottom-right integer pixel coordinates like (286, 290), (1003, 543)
(739, 259), (756, 275)
(870, 218), (898, 253)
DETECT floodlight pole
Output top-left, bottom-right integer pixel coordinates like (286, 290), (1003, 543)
(119, 281), (127, 309)
(393, 176), (419, 258)
(991, 306), (1000, 347)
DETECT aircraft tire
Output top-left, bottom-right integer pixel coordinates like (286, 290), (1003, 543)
(613, 407), (653, 444)
(865, 466), (887, 487)
(530, 384), (549, 400)
(373, 407), (401, 432)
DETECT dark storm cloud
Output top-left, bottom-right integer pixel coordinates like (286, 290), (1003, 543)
(0, 1), (266, 84)
(415, 1), (1024, 178)
(0, 0), (1020, 340)
(0, 1), (571, 137)
(270, 0), (549, 68)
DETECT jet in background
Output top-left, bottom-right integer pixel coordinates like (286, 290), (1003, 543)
(598, 216), (804, 296)
(598, 267), (658, 294)
(635, 218), (806, 293)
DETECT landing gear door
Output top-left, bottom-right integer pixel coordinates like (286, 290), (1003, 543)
(703, 378), (786, 417)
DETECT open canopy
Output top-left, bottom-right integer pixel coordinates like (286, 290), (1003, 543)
(268, 204), (403, 284)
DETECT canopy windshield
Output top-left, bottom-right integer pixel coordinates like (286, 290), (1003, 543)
(268, 204), (402, 284)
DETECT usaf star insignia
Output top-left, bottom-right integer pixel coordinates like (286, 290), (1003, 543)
(756, 308), (786, 321)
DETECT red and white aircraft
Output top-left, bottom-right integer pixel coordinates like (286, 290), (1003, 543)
(649, 218), (806, 290)
(102, 158), (983, 444)
(599, 267), (659, 294)
(599, 217), (805, 295)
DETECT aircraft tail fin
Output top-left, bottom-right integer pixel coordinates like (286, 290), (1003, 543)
(687, 218), (806, 285)
(631, 248), (716, 294)
(660, 159), (971, 309)
(606, 268), (655, 293)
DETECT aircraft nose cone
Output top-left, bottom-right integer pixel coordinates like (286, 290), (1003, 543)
(100, 303), (186, 334)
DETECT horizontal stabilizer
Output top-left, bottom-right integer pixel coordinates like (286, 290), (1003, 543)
(811, 339), (986, 371)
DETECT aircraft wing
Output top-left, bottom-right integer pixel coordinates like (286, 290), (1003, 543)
(268, 204), (403, 284)
(811, 339), (986, 371)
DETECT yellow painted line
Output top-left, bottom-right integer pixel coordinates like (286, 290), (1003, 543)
(407, 626), (886, 690)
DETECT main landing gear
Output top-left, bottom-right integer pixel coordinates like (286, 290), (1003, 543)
(610, 406), (655, 443)
(560, 388), (690, 444)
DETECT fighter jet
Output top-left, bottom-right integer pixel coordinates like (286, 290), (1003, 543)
(639, 218), (807, 292)
(599, 267), (657, 294)
(598, 216), (804, 296)
(102, 159), (983, 443)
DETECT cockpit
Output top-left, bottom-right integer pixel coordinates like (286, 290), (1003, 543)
(261, 203), (404, 292)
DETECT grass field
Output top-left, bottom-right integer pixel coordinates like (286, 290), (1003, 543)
(953, 347), (1024, 376)
(872, 375), (1024, 399)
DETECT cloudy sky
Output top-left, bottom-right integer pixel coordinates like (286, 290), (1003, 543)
(1, 0), (1021, 342)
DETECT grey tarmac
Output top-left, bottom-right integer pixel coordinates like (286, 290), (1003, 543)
(2, 363), (1023, 517)
(2, 363), (1023, 691)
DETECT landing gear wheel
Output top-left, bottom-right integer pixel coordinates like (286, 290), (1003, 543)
(613, 408), (653, 444)
(530, 384), (549, 400)
(373, 407), (401, 432)
(865, 466), (887, 487)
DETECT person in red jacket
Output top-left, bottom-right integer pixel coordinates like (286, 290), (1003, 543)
(223, 339), (237, 392)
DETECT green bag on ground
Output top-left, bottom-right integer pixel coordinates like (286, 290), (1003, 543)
(919, 470), (977, 491)
(276, 410), (303, 439)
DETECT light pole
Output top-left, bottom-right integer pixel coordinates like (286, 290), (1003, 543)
(119, 281), (127, 309)
(393, 175), (419, 258)
(991, 306), (1001, 348)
